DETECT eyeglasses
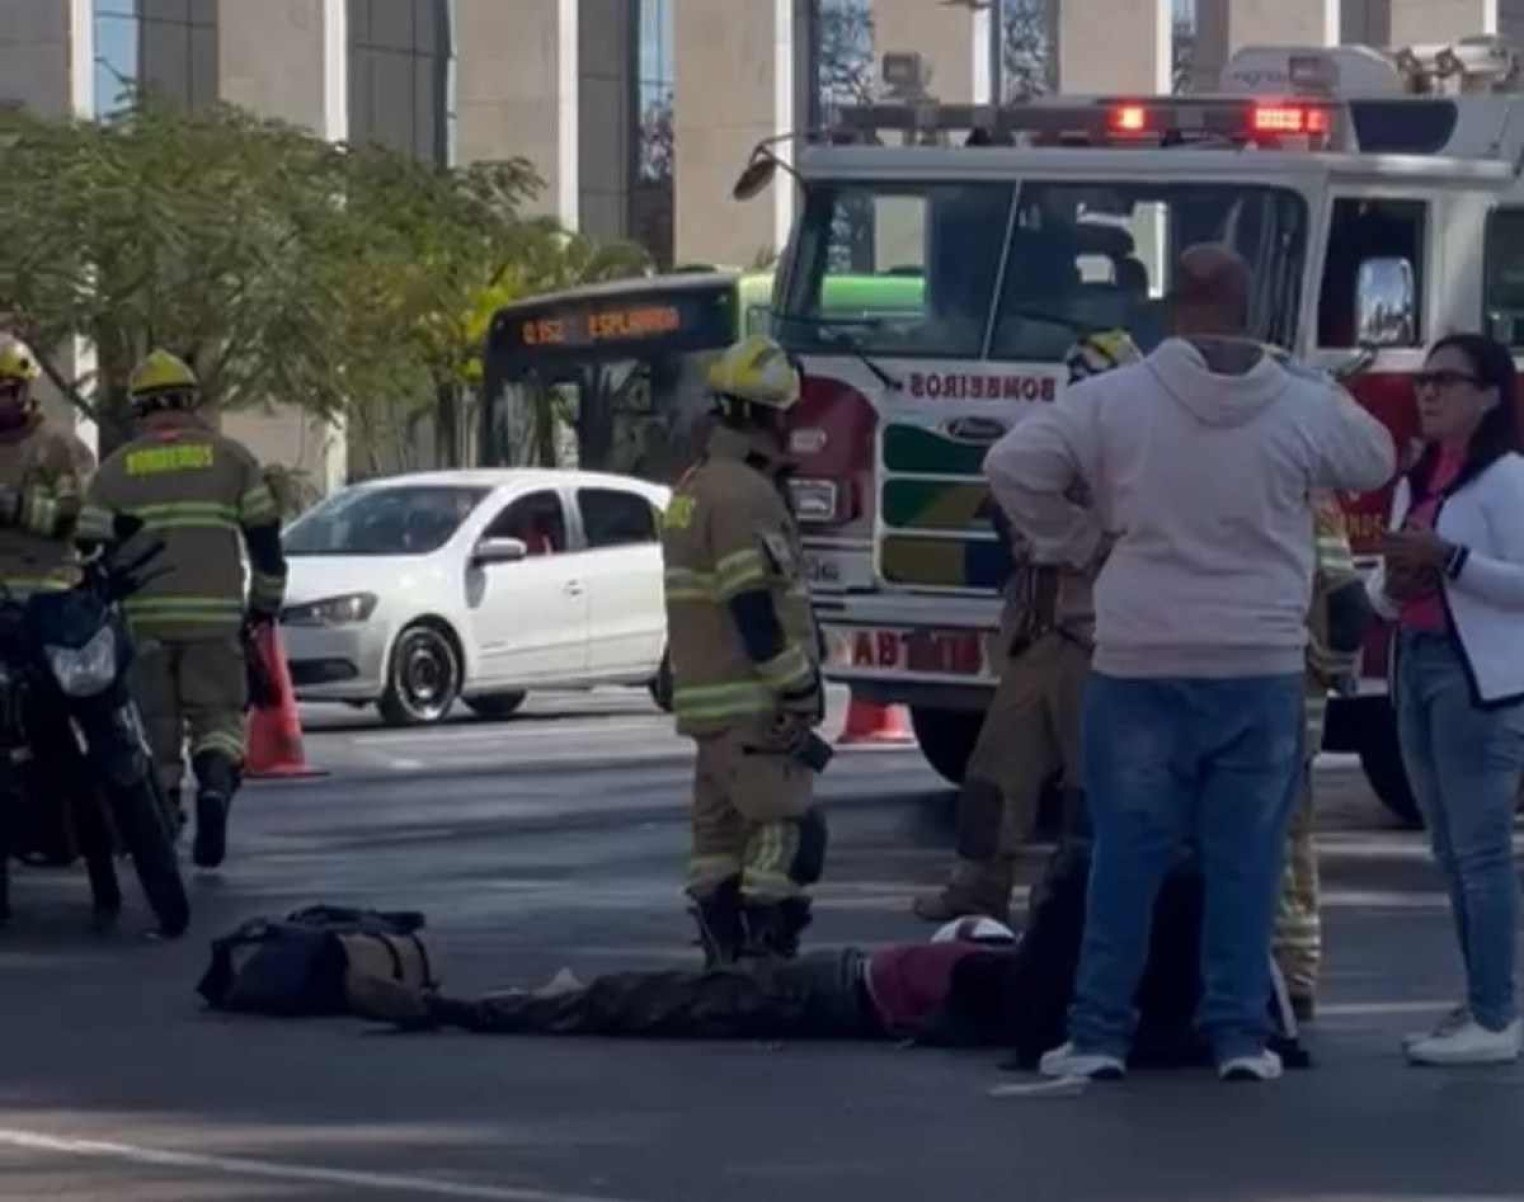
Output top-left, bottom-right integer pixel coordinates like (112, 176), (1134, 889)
(1414, 369), (1483, 391)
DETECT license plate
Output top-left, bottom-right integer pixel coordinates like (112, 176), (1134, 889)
(828, 626), (989, 677)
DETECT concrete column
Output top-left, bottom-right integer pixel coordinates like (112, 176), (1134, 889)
(1193, 0), (1340, 92)
(1057, 0), (1172, 94)
(872, 0), (986, 103)
(218, 0), (327, 129)
(455, 0), (577, 227)
(216, 0), (347, 493)
(674, 0), (796, 267)
(1388, 0), (1498, 43)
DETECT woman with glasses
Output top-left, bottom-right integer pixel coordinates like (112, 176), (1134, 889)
(1372, 332), (1524, 1066)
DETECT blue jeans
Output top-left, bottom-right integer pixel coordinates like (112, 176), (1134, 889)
(1396, 632), (1524, 1031)
(1070, 672), (1304, 1063)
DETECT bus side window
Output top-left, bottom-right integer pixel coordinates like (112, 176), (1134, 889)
(1483, 207), (1524, 347)
(1317, 198), (1427, 349)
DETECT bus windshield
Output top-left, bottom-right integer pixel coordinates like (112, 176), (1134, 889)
(779, 179), (1309, 360)
(480, 271), (933, 484)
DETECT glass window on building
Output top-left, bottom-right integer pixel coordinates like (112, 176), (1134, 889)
(94, 0), (217, 116)
(94, 0), (140, 117)
(349, 0), (453, 165)
(631, 0), (673, 267)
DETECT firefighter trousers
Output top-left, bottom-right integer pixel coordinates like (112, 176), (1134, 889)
(428, 950), (876, 1038)
(1273, 764), (1321, 1002)
(948, 632), (1090, 894)
(688, 721), (816, 903)
(130, 634), (248, 797)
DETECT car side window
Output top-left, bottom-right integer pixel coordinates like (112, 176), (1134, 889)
(1484, 207), (1524, 347)
(577, 488), (658, 550)
(484, 490), (568, 556)
(1317, 198), (1427, 349)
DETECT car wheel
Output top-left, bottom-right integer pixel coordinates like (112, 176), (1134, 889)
(908, 706), (984, 786)
(466, 692), (527, 721)
(648, 650), (674, 713)
(378, 623), (461, 727)
(1355, 699), (1422, 829)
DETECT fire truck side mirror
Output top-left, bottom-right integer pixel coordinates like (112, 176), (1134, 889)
(1355, 257), (1418, 349)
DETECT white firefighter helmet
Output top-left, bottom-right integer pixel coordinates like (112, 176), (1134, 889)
(932, 916), (1018, 946)
(1064, 329), (1143, 384)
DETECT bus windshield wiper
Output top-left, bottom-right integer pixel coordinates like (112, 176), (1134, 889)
(773, 312), (904, 392)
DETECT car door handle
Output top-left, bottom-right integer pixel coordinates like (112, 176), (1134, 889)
(564, 581), (585, 596)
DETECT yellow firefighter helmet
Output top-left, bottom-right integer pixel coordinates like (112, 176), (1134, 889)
(707, 335), (801, 412)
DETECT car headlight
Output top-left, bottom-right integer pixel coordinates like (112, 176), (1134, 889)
(281, 593), (378, 627)
(45, 625), (117, 698)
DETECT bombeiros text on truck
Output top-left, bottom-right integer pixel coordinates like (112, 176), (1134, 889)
(730, 36), (1524, 825)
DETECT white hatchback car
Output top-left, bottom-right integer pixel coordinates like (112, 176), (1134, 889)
(280, 469), (672, 725)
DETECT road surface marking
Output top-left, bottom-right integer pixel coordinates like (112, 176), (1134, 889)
(1316, 1000), (1454, 1018)
(0, 1128), (639, 1202)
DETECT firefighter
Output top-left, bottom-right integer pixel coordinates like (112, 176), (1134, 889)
(85, 350), (287, 869)
(914, 330), (1141, 924)
(661, 335), (827, 965)
(1274, 492), (1367, 1021)
(0, 335), (101, 598)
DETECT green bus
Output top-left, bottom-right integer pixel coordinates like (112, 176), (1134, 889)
(479, 269), (923, 484)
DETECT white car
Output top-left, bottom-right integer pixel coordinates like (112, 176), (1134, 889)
(280, 469), (672, 725)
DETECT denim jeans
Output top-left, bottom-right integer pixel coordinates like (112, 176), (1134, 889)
(1396, 631), (1524, 1032)
(1069, 672), (1304, 1063)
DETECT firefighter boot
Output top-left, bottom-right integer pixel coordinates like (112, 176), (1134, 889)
(689, 877), (746, 967)
(191, 750), (239, 869)
(912, 856), (1015, 925)
(741, 896), (811, 961)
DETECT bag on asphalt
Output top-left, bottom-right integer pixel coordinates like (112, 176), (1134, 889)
(197, 905), (438, 1016)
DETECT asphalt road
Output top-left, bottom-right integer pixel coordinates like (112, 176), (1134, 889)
(0, 687), (1520, 1202)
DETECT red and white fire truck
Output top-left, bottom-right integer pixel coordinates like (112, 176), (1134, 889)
(742, 37), (1524, 824)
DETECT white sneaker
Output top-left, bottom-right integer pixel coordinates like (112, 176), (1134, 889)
(1407, 1017), (1523, 1066)
(1039, 1042), (1126, 1081)
(1218, 1048), (1284, 1082)
(1402, 1004), (1470, 1051)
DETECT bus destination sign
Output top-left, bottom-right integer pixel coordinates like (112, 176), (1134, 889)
(520, 303), (684, 348)
(495, 284), (737, 361)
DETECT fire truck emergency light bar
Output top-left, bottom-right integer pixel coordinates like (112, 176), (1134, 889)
(830, 96), (1348, 152)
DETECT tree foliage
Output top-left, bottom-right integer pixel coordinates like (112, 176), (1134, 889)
(0, 92), (651, 470)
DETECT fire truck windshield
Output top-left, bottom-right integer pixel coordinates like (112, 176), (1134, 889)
(779, 178), (1309, 361)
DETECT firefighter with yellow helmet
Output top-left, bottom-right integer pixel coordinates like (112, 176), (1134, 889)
(661, 335), (828, 964)
(0, 336), (98, 597)
(84, 350), (288, 868)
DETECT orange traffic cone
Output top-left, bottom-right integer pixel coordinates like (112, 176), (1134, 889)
(245, 623), (324, 779)
(836, 694), (914, 745)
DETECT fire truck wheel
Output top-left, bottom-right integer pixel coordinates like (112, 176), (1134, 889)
(909, 706), (984, 786)
(1356, 704), (1422, 829)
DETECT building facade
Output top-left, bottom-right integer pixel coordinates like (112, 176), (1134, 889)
(2, 0), (1519, 483)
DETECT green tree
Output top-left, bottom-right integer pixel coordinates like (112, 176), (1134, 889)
(0, 94), (343, 449)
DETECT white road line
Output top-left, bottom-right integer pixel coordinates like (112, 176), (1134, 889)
(0, 1128), (639, 1202)
(349, 722), (660, 747)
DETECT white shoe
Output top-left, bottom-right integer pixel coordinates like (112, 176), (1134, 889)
(1402, 1004), (1469, 1051)
(1218, 1048), (1283, 1082)
(1039, 1042), (1126, 1081)
(1407, 1017), (1522, 1066)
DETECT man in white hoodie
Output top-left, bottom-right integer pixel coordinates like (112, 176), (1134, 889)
(984, 245), (1394, 1082)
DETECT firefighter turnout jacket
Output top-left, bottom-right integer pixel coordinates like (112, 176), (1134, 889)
(86, 425), (287, 639)
(661, 426), (821, 736)
(0, 416), (88, 599)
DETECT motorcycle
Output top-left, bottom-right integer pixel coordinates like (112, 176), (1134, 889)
(0, 538), (190, 937)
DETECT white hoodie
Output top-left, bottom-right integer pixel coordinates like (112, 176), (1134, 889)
(984, 338), (1395, 679)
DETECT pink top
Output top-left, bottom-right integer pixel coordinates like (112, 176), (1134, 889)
(1398, 445), (1466, 633)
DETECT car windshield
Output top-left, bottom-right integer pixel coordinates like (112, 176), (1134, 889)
(778, 179), (1308, 361)
(283, 485), (490, 556)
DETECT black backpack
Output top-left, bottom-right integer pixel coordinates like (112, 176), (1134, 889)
(197, 905), (437, 1017)
(921, 840), (1307, 1069)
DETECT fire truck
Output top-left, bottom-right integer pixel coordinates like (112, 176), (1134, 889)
(734, 37), (1524, 825)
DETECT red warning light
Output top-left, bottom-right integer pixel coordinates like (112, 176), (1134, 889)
(1251, 104), (1329, 136)
(1111, 104), (1149, 133)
